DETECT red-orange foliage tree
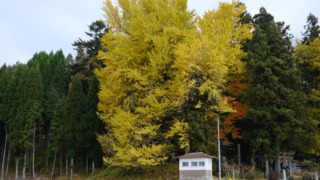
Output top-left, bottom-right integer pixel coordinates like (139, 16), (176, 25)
(215, 76), (249, 143)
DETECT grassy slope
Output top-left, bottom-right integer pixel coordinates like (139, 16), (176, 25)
(85, 162), (179, 180)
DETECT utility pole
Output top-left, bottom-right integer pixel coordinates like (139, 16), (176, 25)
(237, 144), (241, 175)
(217, 116), (221, 180)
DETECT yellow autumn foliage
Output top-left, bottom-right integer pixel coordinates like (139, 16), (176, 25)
(96, 0), (252, 168)
(295, 38), (320, 155)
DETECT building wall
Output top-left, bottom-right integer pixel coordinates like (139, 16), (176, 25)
(179, 158), (212, 171)
(179, 170), (212, 180)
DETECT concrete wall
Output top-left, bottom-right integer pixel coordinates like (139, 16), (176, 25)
(179, 158), (213, 180)
(179, 170), (212, 180)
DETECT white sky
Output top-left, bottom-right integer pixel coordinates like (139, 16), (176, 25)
(1, 0), (319, 65)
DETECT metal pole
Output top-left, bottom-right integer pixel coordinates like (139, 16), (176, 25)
(217, 116), (221, 180)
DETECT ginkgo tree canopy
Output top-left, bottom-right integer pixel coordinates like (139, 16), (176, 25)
(96, 0), (252, 168)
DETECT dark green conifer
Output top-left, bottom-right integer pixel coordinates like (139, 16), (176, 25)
(302, 13), (320, 44)
(241, 8), (313, 176)
(62, 73), (85, 157)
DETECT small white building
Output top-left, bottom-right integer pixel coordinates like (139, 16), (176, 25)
(176, 152), (216, 180)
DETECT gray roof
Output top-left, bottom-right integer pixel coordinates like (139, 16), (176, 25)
(175, 152), (217, 159)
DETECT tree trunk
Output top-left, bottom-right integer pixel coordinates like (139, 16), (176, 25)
(81, 155), (83, 171)
(275, 139), (281, 177)
(276, 154), (281, 178)
(0, 142), (3, 167)
(50, 152), (57, 180)
(60, 153), (62, 175)
(22, 153), (27, 179)
(1, 133), (7, 180)
(250, 149), (256, 171)
(92, 160), (95, 175)
(26, 151), (29, 171)
(86, 154), (88, 174)
(65, 156), (68, 176)
(265, 159), (269, 179)
(237, 144), (241, 172)
(70, 157), (73, 180)
(32, 122), (36, 179)
(46, 136), (50, 170)
(5, 148), (10, 177)
(15, 158), (19, 179)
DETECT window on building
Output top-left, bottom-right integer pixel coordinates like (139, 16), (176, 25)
(199, 161), (205, 166)
(191, 162), (197, 167)
(182, 162), (188, 167)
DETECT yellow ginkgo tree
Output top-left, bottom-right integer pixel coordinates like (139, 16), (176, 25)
(295, 38), (320, 155)
(96, 0), (252, 168)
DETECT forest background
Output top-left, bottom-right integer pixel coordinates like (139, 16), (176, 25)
(0, 0), (319, 179)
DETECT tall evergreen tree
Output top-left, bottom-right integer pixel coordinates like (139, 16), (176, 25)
(3, 64), (25, 179)
(302, 13), (320, 44)
(0, 64), (10, 128)
(71, 20), (108, 76)
(298, 14), (320, 90)
(61, 73), (85, 178)
(28, 51), (70, 171)
(67, 21), (107, 172)
(241, 27), (278, 166)
(28, 52), (52, 92)
(80, 75), (103, 173)
(5, 64), (43, 178)
(26, 65), (43, 179)
(51, 50), (69, 95)
(0, 64), (11, 179)
(241, 8), (314, 176)
(46, 86), (66, 178)
(6, 64), (27, 154)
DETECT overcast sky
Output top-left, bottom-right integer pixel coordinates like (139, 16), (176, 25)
(1, 0), (319, 66)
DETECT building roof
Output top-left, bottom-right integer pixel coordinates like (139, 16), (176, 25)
(175, 152), (217, 159)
